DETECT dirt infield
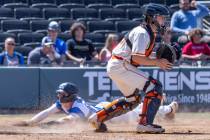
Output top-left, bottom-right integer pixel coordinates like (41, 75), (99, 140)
(0, 113), (209, 140)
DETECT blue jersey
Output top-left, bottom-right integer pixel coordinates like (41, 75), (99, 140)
(55, 97), (101, 120)
(42, 36), (67, 55)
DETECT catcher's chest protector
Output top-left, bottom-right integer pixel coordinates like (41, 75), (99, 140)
(124, 24), (156, 57)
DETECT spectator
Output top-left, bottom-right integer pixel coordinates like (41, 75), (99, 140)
(27, 39), (61, 66)
(171, 0), (209, 34)
(99, 34), (118, 63)
(42, 21), (67, 65)
(0, 37), (24, 66)
(66, 22), (98, 62)
(182, 29), (210, 61)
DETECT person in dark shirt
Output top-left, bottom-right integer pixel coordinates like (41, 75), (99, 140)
(66, 22), (98, 61)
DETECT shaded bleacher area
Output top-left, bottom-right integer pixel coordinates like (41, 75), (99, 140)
(0, 0), (210, 66)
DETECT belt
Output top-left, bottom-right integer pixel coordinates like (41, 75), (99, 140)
(111, 55), (124, 60)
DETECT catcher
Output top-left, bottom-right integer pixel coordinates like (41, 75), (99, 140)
(15, 82), (178, 130)
(88, 3), (180, 134)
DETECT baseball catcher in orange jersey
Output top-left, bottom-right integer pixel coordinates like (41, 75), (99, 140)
(88, 3), (176, 133)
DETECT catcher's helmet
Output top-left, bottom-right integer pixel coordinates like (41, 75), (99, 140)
(56, 82), (79, 103)
(142, 3), (170, 35)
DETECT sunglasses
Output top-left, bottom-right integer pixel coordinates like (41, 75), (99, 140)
(7, 43), (15, 46)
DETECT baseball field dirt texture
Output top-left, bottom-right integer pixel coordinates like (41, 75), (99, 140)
(0, 112), (209, 140)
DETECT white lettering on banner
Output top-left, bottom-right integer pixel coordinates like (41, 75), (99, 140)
(180, 72), (195, 90)
(83, 72), (97, 96)
(83, 70), (210, 96)
(165, 72), (179, 90)
(195, 72), (210, 90)
(98, 72), (110, 90)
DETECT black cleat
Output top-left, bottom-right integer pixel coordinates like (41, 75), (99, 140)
(95, 123), (108, 132)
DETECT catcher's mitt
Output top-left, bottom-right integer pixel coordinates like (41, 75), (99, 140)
(156, 43), (181, 63)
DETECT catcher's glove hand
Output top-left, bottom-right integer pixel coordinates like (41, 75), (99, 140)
(156, 43), (181, 64)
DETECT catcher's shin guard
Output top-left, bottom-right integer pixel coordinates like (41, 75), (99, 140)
(96, 89), (141, 123)
(140, 77), (163, 125)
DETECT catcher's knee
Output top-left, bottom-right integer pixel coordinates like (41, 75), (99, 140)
(96, 92), (141, 122)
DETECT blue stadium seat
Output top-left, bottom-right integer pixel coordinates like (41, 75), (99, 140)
(114, 4), (140, 10)
(0, 32), (16, 43)
(85, 33), (105, 43)
(2, 3), (28, 8)
(166, 0), (179, 6)
(84, 0), (110, 5)
(59, 20), (76, 32)
(31, 3), (57, 9)
(14, 8), (41, 19)
(71, 8), (98, 19)
(0, 8), (14, 18)
(1, 20), (30, 31)
(56, 0), (84, 5)
(57, 33), (72, 41)
(99, 8), (125, 19)
(87, 4), (112, 10)
(48, 17), (71, 22)
(35, 29), (48, 36)
(30, 0), (56, 4)
(7, 29), (31, 35)
(87, 21), (115, 32)
(58, 3), (85, 10)
(22, 42), (41, 49)
(18, 32), (44, 45)
(43, 8), (70, 19)
(0, 0), (28, 5)
(115, 21), (140, 32)
(76, 18), (100, 26)
(105, 18), (128, 23)
(127, 8), (143, 19)
(111, 0), (138, 5)
(20, 17), (44, 22)
(30, 20), (50, 31)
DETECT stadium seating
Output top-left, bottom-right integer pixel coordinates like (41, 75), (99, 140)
(30, 20), (50, 31)
(31, 3), (57, 9)
(59, 19), (76, 32)
(1, 20), (30, 31)
(99, 8), (125, 19)
(2, 3), (28, 8)
(0, 32), (16, 43)
(84, 0), (111, 5)
(30, 0), (56, 4)
(56, 0), (84, 5)
(87, 21), (115, 32)
(57, 32), (72, 41)
(14, 8), (41, 19)
(71, 8), (98, 19)
(58, 3), (85, 9)
(115, 21), (140, 32)
(127, 8), (143, 19)
(43, 8), (70, 19)
(111, 0), (138, 5)
(114, 4), (140, 10)
(0, 0), (28, 5)
(87, 4), (113, 10)
(0, 8), (14, 18)
(18, 32), (45, 45)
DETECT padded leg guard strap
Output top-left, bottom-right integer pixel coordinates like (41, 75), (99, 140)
(96, 92), (141, 122)
(140, 77), (163, 125)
